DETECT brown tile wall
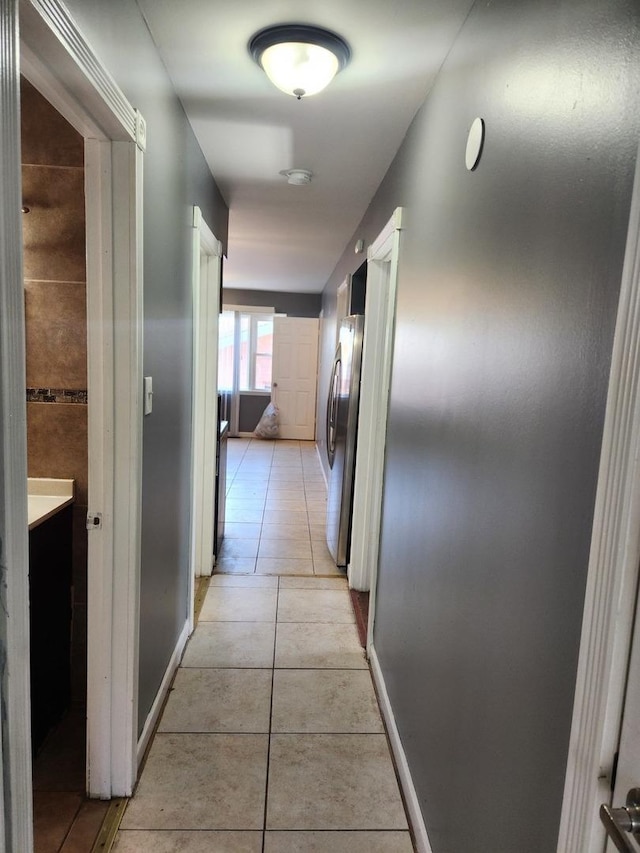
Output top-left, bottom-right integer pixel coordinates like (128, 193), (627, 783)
(21, 77), (88, 705)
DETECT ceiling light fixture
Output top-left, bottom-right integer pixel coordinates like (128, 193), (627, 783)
(249, 24), (351, 99)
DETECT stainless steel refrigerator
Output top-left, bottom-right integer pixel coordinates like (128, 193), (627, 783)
(326, 314), (365, 567)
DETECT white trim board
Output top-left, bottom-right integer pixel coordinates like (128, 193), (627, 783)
(19, 0), (145, 800)
(19, 0), (143, 144)
(223, 304), (275, 313)
(348, 207), (403, 626)
(556, 131), (640, 851)
(137, 620), (190, 768)
(189, 207), (222, 636)
(1, 2), (34, 848)
(370, 645), (433, 853)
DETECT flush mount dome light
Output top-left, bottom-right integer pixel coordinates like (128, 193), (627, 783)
(249, 24), (351, 99)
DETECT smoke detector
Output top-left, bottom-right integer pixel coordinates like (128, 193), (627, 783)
(280, 168), (313, 186)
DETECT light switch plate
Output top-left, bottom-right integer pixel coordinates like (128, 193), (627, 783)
(144, 376), (153, 415)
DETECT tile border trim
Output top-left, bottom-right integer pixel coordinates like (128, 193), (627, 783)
(27, 387), (87, 403)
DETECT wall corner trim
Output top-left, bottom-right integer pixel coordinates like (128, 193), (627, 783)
(370, 645), (433, 853)
(137, 619), (190, 768)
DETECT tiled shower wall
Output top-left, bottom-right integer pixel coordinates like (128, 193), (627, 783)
(21, 77), (88, 704)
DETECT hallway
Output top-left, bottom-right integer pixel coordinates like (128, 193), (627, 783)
(112, 438), (414, 852)
(219, 437), (340, 577)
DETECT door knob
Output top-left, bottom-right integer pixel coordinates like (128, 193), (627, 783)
(600, 788), (640, 852)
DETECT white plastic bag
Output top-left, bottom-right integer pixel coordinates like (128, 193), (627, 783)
(254, 401), (280, 439)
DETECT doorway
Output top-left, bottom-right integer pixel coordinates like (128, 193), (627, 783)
(348, 208), (403, 639)
(218, 307), (276, 436)
(11, 0), (146, 825)
(272, 316), (320, 441)
(20, 74), (91, 838)
(189, 207), (223, 629)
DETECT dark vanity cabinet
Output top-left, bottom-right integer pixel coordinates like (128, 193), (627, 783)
(29, 505), (73, 754)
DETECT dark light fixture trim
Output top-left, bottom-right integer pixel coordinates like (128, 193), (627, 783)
(249, 24), (351, 72)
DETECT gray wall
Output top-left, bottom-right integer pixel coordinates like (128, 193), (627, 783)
(223, 287), (321, 318)
(239, 394), (270, 433)
(62, 0), (229, 732)
(319, 0), (640, 849)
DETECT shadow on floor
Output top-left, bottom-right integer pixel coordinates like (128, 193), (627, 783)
(33, 704), (108, 853)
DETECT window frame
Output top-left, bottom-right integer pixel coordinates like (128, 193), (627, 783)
(220, 306), (276, 394)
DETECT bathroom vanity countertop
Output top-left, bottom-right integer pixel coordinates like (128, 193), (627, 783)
(28, 478), (75, 530)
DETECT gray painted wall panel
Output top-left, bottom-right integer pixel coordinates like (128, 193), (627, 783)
(239, 394), (270, 433)
(223, 288), (321, 318)
(319, 0), (640, 849)
(63, 0), (229, 732)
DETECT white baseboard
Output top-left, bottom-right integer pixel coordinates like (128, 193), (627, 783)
(370, 644), (433, 853)
(137, 619), (190, 767)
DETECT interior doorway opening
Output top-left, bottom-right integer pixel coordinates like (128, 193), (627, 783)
(20, 75), (90, 821)
(189, 208), (222, 626)
(218, 306), (275, 436)
(17, 0), (146, 812)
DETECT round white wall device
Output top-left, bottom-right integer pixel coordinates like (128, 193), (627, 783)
(465, 117), (485, 171)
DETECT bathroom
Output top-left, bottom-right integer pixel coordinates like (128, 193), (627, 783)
(21, 76), (90, 810)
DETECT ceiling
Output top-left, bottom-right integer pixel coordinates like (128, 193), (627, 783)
(136, 0), (475, 293)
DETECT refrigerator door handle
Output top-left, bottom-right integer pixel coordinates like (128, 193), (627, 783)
(326, 348), (341, 469)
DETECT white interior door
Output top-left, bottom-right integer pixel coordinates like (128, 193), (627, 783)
(272, 317), (319, 440)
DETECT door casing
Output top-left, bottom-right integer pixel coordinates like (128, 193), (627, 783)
(189, 207), (222, 629)
(11, 0), (145, 814)
(348, 208), (403, 613)
(557, 129), (640, 851)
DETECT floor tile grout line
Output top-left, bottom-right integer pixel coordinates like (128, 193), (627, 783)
(53, 797), (84, 853)
(261, 578), (280, 852)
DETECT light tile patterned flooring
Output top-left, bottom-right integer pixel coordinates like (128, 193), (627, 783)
(113, 439), (414, 853)
(219, 437), (339, 576)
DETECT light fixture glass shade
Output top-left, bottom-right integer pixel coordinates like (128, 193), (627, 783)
(260, 42), (339, 98)
(249, 25), (351, 99)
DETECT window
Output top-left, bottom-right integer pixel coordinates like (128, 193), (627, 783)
(253, 317), (274, 391)
(218, 309), (274, 393)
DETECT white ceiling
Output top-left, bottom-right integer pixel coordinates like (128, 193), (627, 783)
(136, 0), (475, 293)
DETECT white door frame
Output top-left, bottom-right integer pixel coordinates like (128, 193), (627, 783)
(1, 3), (33, 848)
(189, 207), (222, 631)
(348, 209), (403, 629)
(557, 132), (640, 851)
(16, 0), (145, 804)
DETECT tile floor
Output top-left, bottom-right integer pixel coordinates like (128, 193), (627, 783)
(32, 706), (109, 852)
(113, 438), (414, 852)
(218, 438), (340, 576)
